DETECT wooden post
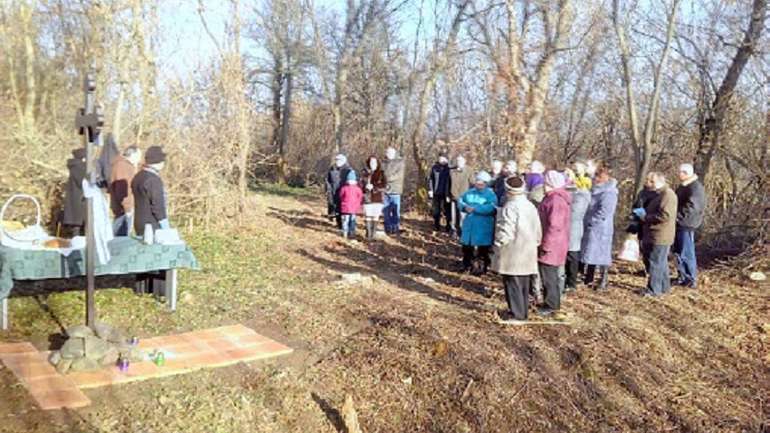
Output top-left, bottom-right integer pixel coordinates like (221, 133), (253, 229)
(75, 72), (103, 328)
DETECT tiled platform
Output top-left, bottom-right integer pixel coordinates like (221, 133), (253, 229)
(0, 325), (293, 410)
(0, 342), (91, 410)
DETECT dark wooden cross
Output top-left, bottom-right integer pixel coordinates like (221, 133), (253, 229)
(74, 72), (104, 328)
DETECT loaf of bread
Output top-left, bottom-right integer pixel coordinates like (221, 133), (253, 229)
(43, 238), (72, 249)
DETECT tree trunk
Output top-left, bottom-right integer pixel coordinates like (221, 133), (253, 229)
(278, 63), (293, 184)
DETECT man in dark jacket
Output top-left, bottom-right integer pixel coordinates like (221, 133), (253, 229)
(673, 163), (705, 288)
(634, 172), (678, 296)
(428, 152), (452, 232)
(132, 146), (170, 237)
(325, 154), (352, 229)
(382, 148), (405, 235)
(63, 148), (87, 236)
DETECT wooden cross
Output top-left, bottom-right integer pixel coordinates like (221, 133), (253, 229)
(74, 72), (104, 328)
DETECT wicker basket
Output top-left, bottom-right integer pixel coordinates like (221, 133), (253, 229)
(0, 194), (50, 248)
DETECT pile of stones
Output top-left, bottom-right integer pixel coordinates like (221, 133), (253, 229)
(48, 322), (146, 374)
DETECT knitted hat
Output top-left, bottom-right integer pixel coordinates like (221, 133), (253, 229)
(145, 146), (167, 164)
(334, 154), (348, 167)
(544, 170), (566, 189)
(526, 172), (544, 191)
(529, 160), (545, 174)
(346, 170), (357, 182)
(475, 171), (492, 184)
(505, 160), (517, 174)
(679, 163), (695, 177)
(505, 176), (526, 193)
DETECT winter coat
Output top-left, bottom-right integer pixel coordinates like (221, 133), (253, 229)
(96, 136), (119, 188)
(361, 168), (387, 204)
(383, 158), (405, 195)
(428, 163), (451, 197)
(642, 186), (678, 246)
(538, 188), (572, 266)
(63, 157), (87, 226)
(492, 176), (507, 205)
(627, 189), (659, 234)
(339, 184), (364, 215)
(580, 179), (619, 266)
(109, 156), (136, 217)
(325, 164), (352, 206)
(131, 167), (168, 236)
(458, 187), (498, 247)
(491, 194), (542, 276)
(568, 187), (591, 252)
(675, 178), (706, 230)
(450, 167), (474, 200)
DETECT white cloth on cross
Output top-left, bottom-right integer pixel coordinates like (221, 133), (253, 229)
(82, 180), (114, 265)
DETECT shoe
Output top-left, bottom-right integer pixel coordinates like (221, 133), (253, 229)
(675, 278), (696, 288)
(536, 307), (555, 317)
(564, 286), (576, 294)
(595, 285), (608, 292)
(497, 311), (528, 325)
(641, 290), (659, 298)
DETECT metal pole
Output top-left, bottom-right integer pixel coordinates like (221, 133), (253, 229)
(84, 74), (97, 328)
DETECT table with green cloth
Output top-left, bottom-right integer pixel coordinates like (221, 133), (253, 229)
(0, 237), (199, 330)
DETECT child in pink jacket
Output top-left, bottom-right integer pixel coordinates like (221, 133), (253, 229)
(339, 170), (364, 239)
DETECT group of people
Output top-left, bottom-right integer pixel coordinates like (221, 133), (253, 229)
(325, 148), (405, 240)
(327, 149), (707, 323)
(63, 143), (172, 238)
(431, 153), (706, 322)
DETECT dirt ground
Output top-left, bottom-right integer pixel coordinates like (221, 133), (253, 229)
(1, 185), (768, 433)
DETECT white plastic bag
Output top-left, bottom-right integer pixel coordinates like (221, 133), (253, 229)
(618, 235), (640, 262)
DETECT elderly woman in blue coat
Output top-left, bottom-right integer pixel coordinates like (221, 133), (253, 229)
(580, 165), (619, 290)
(459, 171), (498, 274)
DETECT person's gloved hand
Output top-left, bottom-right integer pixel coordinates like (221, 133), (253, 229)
(632, 208), (646, 219)
(428, 190), (434, 199)
(158, 219), (171, 230)
(366, 183), (374, 191)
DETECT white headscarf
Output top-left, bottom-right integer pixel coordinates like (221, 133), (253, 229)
(334, 154), (347, 168)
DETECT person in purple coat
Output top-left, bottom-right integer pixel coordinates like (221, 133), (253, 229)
(537, 170), (572, 316)
(580, 166), (619, 291)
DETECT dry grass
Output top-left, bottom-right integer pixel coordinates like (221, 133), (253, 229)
(0, 186), (767, 433)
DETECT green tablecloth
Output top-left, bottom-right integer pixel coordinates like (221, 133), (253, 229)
(0, 237), (200, 300)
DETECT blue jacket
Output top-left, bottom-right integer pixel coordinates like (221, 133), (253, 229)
(581, 179), (619, 266)
(459, 187), (498, 246)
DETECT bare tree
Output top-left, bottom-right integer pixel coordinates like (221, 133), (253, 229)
(473, 0), (576, 166)
(612, 0), (681, 194)
(694, 0), (768, 180)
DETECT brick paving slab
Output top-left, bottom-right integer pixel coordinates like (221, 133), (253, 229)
(30, 389), (91, 410)
(0, 346), (91, 411)
(0, 325), (292, 406)
(0, 342), (37, 354)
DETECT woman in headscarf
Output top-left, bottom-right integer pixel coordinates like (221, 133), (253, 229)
(580, 165), (619, 291)
(458, 171), (498, 275)
(360, 155), (387, 239)
(526, 160), (546, 206)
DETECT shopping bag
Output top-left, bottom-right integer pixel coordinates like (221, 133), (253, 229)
(617, 235), (640, 262)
